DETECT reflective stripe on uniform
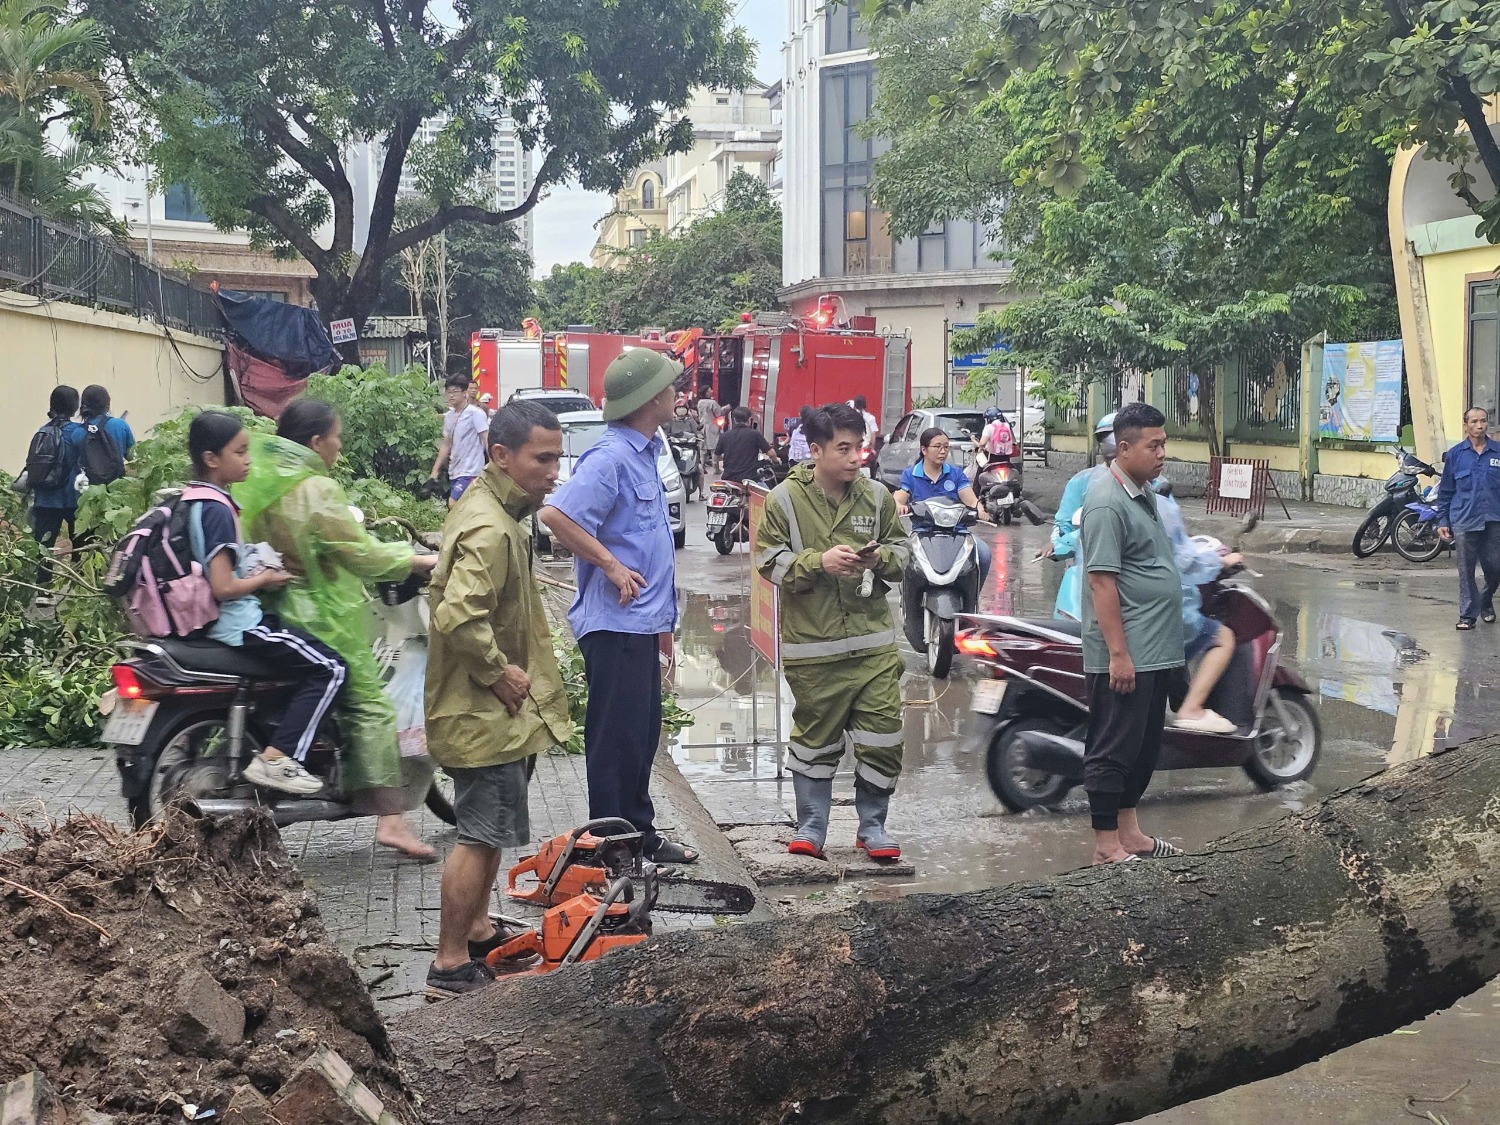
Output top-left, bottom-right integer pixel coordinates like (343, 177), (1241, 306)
(855, 761), (898, 790)
(786, 758), (839, 779)
(848, 727), (902, 748)
(780, 628), (897, 660)
(773, 487), (804, 552)
(754, 545), (783, 569)
(788, 740), (842, 764)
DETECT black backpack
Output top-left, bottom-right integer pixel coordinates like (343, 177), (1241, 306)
(23, 418), (70, 492)
(81, 418), (125, 486)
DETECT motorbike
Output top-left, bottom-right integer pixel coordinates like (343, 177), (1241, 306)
(957, 569), (1320, 812)
(1352, 447), (1437, 557)
(1391, 485), (1449, 563)
(706, 459), (779, 555)
(901, 498), (981, 679)
(667, 420), (704, 501)
(972, 453), (1024, 524)
(104, 545), (456, 831)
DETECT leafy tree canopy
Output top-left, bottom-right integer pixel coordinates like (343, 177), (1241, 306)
(868, 0), (1402, 422)
(80, 0), (753, 335)
(533, 169), (781, 332)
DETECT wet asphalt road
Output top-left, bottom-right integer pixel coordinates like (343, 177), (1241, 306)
(660, 494), (1500, 1124)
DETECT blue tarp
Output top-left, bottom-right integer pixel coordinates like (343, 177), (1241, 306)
(215, 288), (339, 378)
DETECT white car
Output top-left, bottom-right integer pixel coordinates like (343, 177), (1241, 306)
(536, 410), (687, 549)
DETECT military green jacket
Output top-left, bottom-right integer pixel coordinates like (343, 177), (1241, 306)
(754, 464), (911, 666)
(424, 466), (572, 768)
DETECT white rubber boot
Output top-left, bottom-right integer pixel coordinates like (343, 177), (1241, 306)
(854, 780), (901, 860)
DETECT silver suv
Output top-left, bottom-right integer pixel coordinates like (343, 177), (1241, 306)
(508, 387), (596, 415)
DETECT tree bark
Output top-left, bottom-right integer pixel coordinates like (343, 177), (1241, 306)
(392, 737), (1500, 1125)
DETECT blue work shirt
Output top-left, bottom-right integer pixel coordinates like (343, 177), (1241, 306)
(549, 423), (678, 639)
(29, 419), (84, 509)
(1436, 438), (1500, 534)
(900, 461), (974, 532)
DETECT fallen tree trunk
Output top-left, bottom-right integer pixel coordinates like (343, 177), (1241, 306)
(393, 738), (1500, 1124)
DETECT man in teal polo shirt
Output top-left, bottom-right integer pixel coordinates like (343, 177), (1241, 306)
(1079, 402), (1185, 865)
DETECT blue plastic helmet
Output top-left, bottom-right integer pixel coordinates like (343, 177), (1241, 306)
(1094, 412), (1118, 459)
(984, 408), (1002, 422)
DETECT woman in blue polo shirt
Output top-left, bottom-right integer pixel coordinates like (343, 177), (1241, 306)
(893, 426), (992, 582)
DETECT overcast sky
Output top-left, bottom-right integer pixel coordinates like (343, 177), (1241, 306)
(529, 3), (785, 277)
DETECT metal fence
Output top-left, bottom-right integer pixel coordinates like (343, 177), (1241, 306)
(1226, 340), (1300, 444)
(1046, 374), (1092, 434)
(1163, 363), (1212, 439)
(0, 195), (221, 338)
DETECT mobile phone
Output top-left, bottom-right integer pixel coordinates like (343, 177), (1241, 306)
(856, 542), (880, 557)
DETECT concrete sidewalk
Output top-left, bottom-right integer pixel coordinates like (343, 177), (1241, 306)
(0, 745), (768, 1016)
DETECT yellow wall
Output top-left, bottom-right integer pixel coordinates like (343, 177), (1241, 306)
(1052, 434), (1089, 454)
(1318, 447), (1395, 479)
(1, 293), (225, 469)
(1166, 439), (1213, 463)
(1223, 442), (1300, 472)
(1420, 243), (1498, 446)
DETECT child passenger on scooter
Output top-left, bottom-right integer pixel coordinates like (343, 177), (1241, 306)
(185, 411), (348, 796)
(1154, 481), (1241, 734)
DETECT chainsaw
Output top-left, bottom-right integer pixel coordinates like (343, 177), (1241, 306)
(486, 866), (656, 978)
(505, 818), (756, 916)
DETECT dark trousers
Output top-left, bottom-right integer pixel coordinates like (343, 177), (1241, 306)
(1456, 523), (1500, 621)
(242, 618), (347, 760)
(30, 506), (75, 587)
(1083, 668), (1174, 831)
(579, 630), (663, 852)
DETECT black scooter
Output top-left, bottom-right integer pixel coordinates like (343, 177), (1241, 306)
(972, 452), (1047, 526)
(1351, 447), (1437, 557)
(901, 498), (981, 679)
(706, 459), (779, 555)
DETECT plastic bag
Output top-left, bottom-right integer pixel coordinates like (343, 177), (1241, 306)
(384, 638), (436, 809)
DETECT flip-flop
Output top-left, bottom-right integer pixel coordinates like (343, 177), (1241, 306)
(1132, 838), (1185, 859)
(648, 837), (700, 865)
(1094, 853), (1141, 866)
(1457, 620), (1475, 630)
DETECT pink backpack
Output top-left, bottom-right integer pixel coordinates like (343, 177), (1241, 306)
(103, 486), (238, 638)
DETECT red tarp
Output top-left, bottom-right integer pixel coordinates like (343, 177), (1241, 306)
(228, 343), (307, 419)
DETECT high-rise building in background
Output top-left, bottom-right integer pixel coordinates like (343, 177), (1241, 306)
(780, 0), (1011, 401)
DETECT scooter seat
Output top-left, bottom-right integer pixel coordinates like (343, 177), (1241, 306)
(152, 638), (290, 680)
(1022, 617), (1081, 638)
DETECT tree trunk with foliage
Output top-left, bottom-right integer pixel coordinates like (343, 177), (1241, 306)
(393, 737), (1500, 1125)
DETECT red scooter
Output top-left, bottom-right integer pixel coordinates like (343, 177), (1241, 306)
(957, 574), (1321, 812)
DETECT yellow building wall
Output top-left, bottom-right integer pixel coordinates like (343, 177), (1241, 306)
(1224, 442), (1300, 472)
(1052, 434), (1090, 454)
(1419, 243), (1499, 446)
(1319, 448), (1396, 479)
(1, 293), (225, 469)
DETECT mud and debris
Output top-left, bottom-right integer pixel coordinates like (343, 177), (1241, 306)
(0, 807), (413, 1123)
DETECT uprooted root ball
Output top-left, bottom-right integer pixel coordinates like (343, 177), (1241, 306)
(0, 806), (414, 1122)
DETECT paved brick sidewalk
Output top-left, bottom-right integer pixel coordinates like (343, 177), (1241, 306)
(0, 746), (750, 1016)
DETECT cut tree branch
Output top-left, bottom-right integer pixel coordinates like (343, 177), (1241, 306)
(394, 735), (1500, 1124)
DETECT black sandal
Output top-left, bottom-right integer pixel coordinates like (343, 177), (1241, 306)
(1457, 619), (1475, 630)
(1484, 611), (1496, 624)
(648, 837), (700, 865)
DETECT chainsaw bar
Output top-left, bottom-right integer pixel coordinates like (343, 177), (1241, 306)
(649, 872), (757, 916)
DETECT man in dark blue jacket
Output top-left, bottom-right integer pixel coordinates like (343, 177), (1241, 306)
(1436, 406), (1500, 629)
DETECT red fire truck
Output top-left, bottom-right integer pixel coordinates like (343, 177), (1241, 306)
(469, 329), (673, 405)
(688, 311), (911, 438)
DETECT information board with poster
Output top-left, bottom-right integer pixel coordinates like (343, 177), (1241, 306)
(1319, 339), (1403, 442)
(1205, 455), (1289, 519)
(746, 483), (780, 665)
(329, 317), (357, 345)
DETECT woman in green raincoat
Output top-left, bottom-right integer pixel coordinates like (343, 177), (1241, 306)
(236, 398), (439, 859)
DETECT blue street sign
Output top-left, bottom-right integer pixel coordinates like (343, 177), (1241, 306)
(951, 323), (1009, 369)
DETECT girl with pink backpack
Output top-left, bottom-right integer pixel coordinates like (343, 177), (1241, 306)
(184, 412), (348, 796)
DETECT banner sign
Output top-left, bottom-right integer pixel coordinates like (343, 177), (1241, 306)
(746, 484), (780, 665)
(1319, 339), (1402, 442)
(329, 317), (358, 344)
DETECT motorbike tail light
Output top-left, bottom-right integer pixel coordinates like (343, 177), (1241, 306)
(111, 664), (144, 700)
(956, 631), (998, 658)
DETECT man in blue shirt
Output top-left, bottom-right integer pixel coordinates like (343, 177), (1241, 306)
(1436, 406), (1500, 629)
(540, 349), (697, 864)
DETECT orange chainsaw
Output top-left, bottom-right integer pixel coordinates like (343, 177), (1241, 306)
(486, 867), (657, 977)
(505, 818), (756, 916)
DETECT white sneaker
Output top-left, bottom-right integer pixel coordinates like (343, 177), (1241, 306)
(1170, 709), (1237, 735)
(243, 754), (324, 795)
